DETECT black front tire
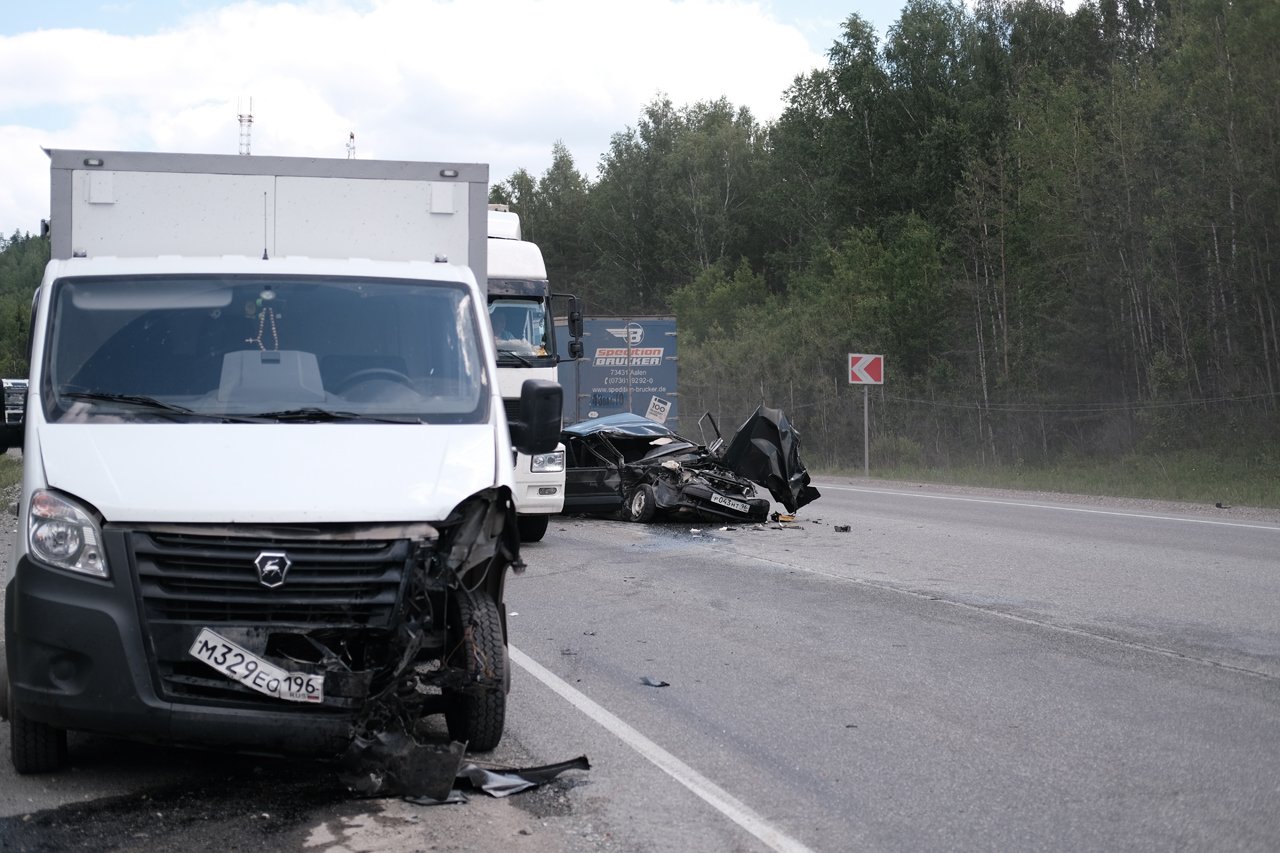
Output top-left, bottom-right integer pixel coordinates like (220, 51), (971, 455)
(443, 589), (507, 752)
(516, 514), (549, 543)
(10, 703), (68, 775)
(629, 484), (656, 523)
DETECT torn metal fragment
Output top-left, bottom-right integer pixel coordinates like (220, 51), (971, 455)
(455, 755), (590, 798)
(722, 406), (821, 513)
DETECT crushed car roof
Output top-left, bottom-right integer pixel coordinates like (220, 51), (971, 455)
(562, 412), (678, 438)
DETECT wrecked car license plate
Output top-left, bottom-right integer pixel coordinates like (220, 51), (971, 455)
(709, 493), (751, 514)
(189, 628), (324, 703)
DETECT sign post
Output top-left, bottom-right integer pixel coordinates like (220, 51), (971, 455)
(847, 354), (884, 475)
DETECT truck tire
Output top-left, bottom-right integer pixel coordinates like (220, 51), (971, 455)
(516, 514), (549, 543)
(629, 484), (656, 523)
(10, 702), (68, 775)
(444, 588), (506, 752)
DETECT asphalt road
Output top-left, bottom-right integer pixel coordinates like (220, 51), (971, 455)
(2, 477), (1278, 851)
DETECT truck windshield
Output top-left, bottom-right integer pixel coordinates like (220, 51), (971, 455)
(489, 298), (550, 361)
(43, 274), (488, 424)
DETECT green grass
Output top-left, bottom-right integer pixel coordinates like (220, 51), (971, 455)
(823, 449), (1280, 509)
(0, 454), (19, 494)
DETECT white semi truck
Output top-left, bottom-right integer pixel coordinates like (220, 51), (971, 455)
(487, 206), (582, 542)
(1, 149), (561, 776)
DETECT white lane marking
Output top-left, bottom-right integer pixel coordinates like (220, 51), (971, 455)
(509, 646), (815, 853)
(816, 484), (1280, 531)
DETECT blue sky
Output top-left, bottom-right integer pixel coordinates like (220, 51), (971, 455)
(0, 1), (912, 234)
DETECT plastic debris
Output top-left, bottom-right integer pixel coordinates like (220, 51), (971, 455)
(834, 525), (851, 533)
(338, 734), (467, 801)
(406, 790), (468, 806)
(641, 676), (670, 688)
(404, 755), (591, 805)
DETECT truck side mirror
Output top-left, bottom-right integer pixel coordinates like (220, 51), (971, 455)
(511, 379), (563, 455)
(568, 309), (583, 339)
(568, 340), (584, 360)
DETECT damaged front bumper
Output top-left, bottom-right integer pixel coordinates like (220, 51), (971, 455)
(4, 490), (520, 758)
(646, 472), (771, 523)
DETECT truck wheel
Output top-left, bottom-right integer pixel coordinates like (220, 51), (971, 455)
(629, 484), (656, 523)
(444, 588), (507, 752)
(516, 514), (549, 543)
(10, 703), (68, 774)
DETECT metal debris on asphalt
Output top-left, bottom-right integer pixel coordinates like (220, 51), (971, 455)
(405, 755), (592, 805)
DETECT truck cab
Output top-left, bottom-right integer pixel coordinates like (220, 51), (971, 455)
(487, 206), (582, 542)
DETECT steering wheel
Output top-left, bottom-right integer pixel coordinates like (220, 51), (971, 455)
(335, 368), (415, 393)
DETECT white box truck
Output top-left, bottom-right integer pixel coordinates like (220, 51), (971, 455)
(487, 206), (582, 542)
(0, 149), (561, 776)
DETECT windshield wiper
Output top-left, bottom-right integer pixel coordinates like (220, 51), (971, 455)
(63, 391), (199, 418)
(496, 348), (535, 367)
(248, 407), (422, 424)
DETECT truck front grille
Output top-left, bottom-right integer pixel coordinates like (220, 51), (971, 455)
(133, 530), (410, 627)
(126, 528), (416, 707)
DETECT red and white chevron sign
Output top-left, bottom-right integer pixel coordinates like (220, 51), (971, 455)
(848, 353), (884, 385)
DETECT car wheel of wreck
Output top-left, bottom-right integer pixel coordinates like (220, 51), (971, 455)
(10, 701), (69, 775)
(516, 513), (549, 543)
(443, 587), (507, 752)
(629, 484), (656, 523)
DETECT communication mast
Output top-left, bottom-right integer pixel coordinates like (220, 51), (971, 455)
(346, 131), (356, 159)
(237, 97), (254, 156)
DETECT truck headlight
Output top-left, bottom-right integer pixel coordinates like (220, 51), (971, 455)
(530, 450), (564, 473)
(29, 490), (108, 578)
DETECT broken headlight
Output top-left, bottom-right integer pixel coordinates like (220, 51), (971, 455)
(28, 489), (108, 578)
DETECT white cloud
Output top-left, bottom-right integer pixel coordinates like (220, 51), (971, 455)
(0, 0), (822, 234)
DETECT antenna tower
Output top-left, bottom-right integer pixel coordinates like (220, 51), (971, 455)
(237, 97), (254, 156)
(346, 131), (356, 159)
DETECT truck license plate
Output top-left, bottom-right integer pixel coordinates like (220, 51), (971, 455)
(709, 493), (751, 514)
(189, 628), (323, 703)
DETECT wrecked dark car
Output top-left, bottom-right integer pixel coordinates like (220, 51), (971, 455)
(560, 406), (820, 524)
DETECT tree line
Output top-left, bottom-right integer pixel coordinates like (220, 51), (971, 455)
(492, 0), (1279, 469)
(0, 232), (44, 377)
(1, 0), (1274, 470)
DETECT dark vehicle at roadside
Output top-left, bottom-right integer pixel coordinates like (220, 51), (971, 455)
(560, 406), (820, 523)
(1, 378), (26, 453)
